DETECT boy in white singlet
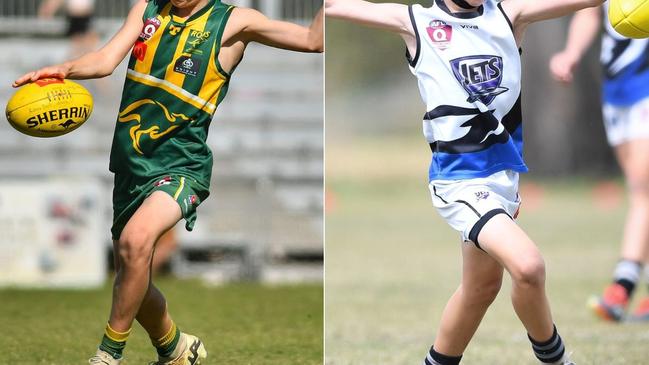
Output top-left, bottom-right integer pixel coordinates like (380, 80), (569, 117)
(326, 0), (604, 364)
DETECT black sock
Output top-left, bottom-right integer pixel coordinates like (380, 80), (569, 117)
(423, 346), (462, 365)
(528, 325), (565, 363)
(613, 260), (643, 297)
(616, 278), (636, 297)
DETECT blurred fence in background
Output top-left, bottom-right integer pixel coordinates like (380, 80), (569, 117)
(0, 0), (320, 19)
(0, 0), (320, 35)
(0, 0), (323, 287)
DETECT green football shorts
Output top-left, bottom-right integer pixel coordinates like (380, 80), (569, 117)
(111, 173), (210, 240)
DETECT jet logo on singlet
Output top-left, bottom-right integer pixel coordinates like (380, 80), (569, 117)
(450, 55), (509, 105)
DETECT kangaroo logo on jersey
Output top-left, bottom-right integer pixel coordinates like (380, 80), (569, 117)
(450, 55), (509, 105)
(118, 99), (192, 155)
(427, 20), (452, 50)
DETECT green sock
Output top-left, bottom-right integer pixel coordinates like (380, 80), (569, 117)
(152, 321), (181, 358)
(99, 323), (131, 359)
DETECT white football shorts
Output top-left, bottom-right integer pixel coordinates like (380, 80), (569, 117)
(429, 169), (521, 247)
(603, 97), (649, 146)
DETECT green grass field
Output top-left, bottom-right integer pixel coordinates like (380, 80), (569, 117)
(325, 136), (649, 365)
(0, 279), (322, 365)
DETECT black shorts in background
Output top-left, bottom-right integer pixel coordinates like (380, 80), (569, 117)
(66, 15), (92, 37)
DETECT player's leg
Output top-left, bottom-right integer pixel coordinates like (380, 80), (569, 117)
(152, 228), (178, 275)
(424, 243), (503, 365)
(111, 238), (197, 364)
(111, 176), (207, 365)
(478, 214), (569, 364)
(93, 191), (181, 363)
(112, 244), (174, 339)
(110, 191), (181, 330)
(593, 101), (649, 321)
(609, 139), (649, 320)
(614, 141), (649, 262)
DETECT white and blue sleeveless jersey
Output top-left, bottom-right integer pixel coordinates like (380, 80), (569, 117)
(408, 0), (527, 181)
(602, 3), (649, 106)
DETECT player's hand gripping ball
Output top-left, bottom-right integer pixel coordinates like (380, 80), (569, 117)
(5, 79), (93, 137)
(609, 0), (649, 39)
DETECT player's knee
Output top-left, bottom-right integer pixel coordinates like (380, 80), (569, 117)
(464, 278), (502, 306)
(512, 258), (545, 289)
(117, 229), (155, 267)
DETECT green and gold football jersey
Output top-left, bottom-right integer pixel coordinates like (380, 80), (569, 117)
(109, 0), (234, 188)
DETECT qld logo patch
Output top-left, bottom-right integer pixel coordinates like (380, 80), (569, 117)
(450, 55), (509, 105)
(427, 20), (452, 50)
(140, 17), (162, 41)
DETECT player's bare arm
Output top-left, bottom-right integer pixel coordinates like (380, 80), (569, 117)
(325, 0), (416, 64)
(549, 7), (601, 83)
(501, 0), (605, 44)
(218, 6), (323, 74)
(13, 0), (147, 87)
(237, 7), (324, 52)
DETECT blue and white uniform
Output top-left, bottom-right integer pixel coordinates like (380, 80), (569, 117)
(408, 0), (522, 244)
(601, 2), (649, 146)
(409, 0), (526, 181)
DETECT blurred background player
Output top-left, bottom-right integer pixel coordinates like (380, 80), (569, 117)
(326, 0), (604, 364)
(13, 0), (323, 364)
(39, 0), (99, 58)
(550, 3), (649, 322)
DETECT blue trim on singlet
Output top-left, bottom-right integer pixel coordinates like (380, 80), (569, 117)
(429, 125), (528, 181)
(603, 56), (649, 106)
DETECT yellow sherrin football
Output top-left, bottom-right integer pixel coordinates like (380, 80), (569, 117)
(609, 0), (649, 39)
(5, 78), (93, 138)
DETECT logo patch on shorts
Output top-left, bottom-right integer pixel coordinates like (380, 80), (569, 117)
(154, 176), (173, 187)
(182, 195), (198, 213)
(188, 195), (198, 205)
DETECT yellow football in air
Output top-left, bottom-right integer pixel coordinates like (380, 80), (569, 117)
(609, 0), (649, 38)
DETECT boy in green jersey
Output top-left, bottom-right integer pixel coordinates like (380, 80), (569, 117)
(13, 1), (323, 364)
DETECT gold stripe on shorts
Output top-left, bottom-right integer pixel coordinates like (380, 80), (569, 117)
(173, 177), (185, 200)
